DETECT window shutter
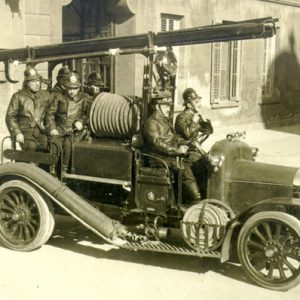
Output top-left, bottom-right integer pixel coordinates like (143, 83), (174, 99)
(262, 36), (275, 97)
(161, 14), (180, 31)
(211, 40), (242, 105)
(169, 19), (174, 31)
(211, 42), (221, 103)
(160, 14), (181, 104)
(230, 40), (241, 100)
(220, 42), (230, 100)
(161, 17), (167, 32)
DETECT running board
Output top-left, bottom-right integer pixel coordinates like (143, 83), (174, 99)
(121, 240), (221, 258)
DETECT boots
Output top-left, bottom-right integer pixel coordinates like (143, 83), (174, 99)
(182, 181), (202, 205)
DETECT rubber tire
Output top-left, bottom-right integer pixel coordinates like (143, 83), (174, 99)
(237, 211), (300, 291)
(0, 179), (55, 251)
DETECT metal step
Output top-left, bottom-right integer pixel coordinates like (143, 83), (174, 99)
(121, 240), (221, 258)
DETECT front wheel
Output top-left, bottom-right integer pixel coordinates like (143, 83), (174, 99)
(238, 211), (300, 291)
(0, 179), (54, 251)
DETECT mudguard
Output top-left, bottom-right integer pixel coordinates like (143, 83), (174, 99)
(0, 162), (126, 245)
(219, 197), (300, 262)
(239, 197), (300, 218)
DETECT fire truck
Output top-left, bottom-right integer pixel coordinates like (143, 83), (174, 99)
(0, 17), (300, 291)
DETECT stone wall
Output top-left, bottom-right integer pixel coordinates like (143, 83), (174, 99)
(0, 0), (63, 139)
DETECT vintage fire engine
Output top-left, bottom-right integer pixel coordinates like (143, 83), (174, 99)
(0, 17), (300, 291)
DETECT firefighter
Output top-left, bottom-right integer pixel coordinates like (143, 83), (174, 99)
(86, 72), (105, 98)
(52, 65), (70, 95)
(46, 71), (92, 172)
(6, 66), (52, 152)
(84, 72), (106, 134)
(175, 88), (213, 140)
(143, 90), (202, 204)
(175, 88), (213, 198)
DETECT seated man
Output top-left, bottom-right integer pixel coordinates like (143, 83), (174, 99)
(86, 72), (105, 99)
(46, 71), (92, 172)
(6, 66), (52, 152)
(143, 90), (201, 204)
(52, 65), (70, 96)
(175, 88), (213, 198)
(175, 88), (213, 140)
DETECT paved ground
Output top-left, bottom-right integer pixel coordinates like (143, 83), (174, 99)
(206, 123), (300, 167)
(1, 124), (300, 300)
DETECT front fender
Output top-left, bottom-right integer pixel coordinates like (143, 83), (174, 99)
(238, 197), (300, 219)
(220, 197), (300, 263)
(0, 162), (126, 245)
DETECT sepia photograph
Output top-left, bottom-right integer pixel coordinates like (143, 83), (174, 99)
(0, 0), (300, 299)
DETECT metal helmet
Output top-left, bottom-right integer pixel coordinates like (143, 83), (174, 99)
(182, 88), (202, 105)
(56, 66), (70, 81)
(61, 72), (81, 89)
(87, 72), (104, 87)
(151, 90), (173, 106)
(24, 66), (41, 81)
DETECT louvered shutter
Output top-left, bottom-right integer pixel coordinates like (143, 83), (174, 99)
(230, 40), (241, 101)
(211, 42), (221, 103)
(262, 36), (275, 97)
(211, 40), (241, 104)
(161, 17), (167, 32)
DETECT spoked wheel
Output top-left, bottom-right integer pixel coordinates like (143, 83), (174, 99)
(238, 211), (300, 291)
(0, 180), (54, 251)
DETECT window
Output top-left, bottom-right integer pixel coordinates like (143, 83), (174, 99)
(211, 40), (242, 107)
(161, 14), (180, 32)
(160, 14), (181, 104)
(262, 35), (276, 98)
(76, 57), (111, 91)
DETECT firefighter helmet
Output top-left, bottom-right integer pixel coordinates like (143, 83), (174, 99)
(61, 72), (81, 88)
(152, 90), (173, 105)
(87, 72), (104, 87)
(56, 66), (70, 80)
(24, 66), (41, 81)
(182, 88), (202, 105)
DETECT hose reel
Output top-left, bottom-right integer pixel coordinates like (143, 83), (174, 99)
(89, 93), (142, 139)
(181, 200), (233, 251)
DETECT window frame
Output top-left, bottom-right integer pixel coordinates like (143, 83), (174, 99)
(210, 40), (242, 109)
(260, 34), (278, 103)
(160, 13), (181, 32)
(160, 13), (182, 105)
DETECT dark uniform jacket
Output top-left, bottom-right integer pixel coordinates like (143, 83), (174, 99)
(52, 83), (64, 95)
(46, 91), (92, 135)
(143, 110), (186, 157)
(6, 88), (53, 137)
(175, 109), (213, 140)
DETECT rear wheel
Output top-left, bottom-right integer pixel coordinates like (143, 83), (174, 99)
(0, 180), (54, 251)
(238, 211), (300, 291)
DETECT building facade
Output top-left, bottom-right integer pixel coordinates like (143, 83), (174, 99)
(0, 0), (300, 138)
(0, 0), (64, 136)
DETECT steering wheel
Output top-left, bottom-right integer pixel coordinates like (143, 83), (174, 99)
(183, 131), (210, 158)
(189, 131), (210, 145)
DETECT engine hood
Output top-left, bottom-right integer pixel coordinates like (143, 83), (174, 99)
(231, 160), (298, 185)
(227, 160), (299, 212)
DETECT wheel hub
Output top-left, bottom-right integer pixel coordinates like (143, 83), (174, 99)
(12, 213), (20, 221)
(12, 205), (31, 224)
(265, 241), (280, 258)
(265, 246), (278, 258)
